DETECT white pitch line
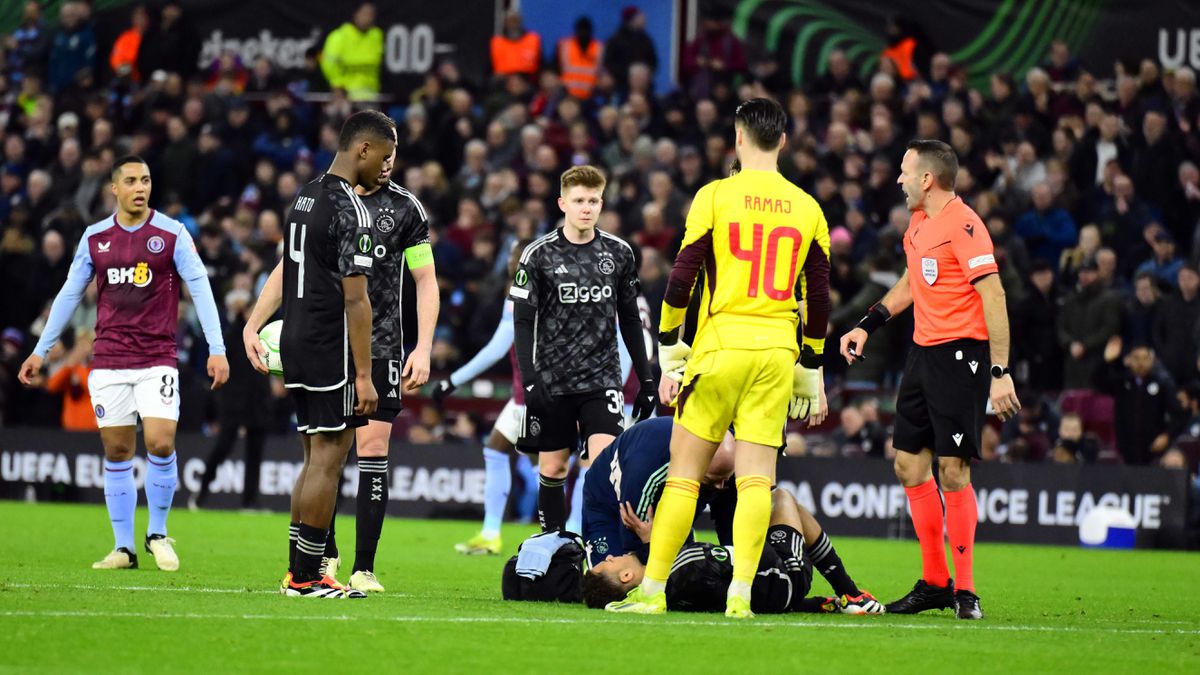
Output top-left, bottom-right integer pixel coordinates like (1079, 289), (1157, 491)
(3, 583), (413, 598)
(0, 610), (1196, 636)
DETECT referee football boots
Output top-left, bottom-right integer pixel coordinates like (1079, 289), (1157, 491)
(885, 579), (956, 614)
(955, 590), (984, 620)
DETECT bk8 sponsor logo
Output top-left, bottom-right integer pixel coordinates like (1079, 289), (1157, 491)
(106, 262), (154, 288)
(558, 283), (613, 304)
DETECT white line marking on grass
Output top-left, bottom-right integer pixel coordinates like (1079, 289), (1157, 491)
(1, 610), (1196, 636)
(2, 583), (412, 598)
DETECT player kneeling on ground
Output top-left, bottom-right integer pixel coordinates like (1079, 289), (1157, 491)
(584, 488), (882, 615)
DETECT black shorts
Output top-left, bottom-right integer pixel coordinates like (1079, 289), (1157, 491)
(517, 388), (625, 455)
(370, 358), (404, 422)
(892, 339), (991, 459)
(292, 381), (368, 435)
(752, 524), (813, 614)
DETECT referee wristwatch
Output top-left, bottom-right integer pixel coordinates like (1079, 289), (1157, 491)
(990, 365), (1010, 379)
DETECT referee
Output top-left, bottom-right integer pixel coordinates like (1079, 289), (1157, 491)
(839, 140), (1019, 620)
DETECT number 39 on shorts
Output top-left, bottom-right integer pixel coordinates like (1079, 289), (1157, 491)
(730, 223), (803, 300)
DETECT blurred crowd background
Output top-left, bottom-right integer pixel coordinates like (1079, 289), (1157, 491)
(1, 1), (1199, 479)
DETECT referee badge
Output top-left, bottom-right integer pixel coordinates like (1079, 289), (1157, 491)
(921, 257), (938, 285)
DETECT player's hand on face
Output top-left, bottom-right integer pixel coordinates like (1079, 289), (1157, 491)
(620, 502), (654, 543)
(355, 373), (378, 416)
(989, 375), (1021, 421)
(242, 327), (269, 375)
(208, 355), (230, 390)
(402, 346), (431, 392)
(658, 371), (680, 407)
(631, 379), (657, 422)
(17, 354), (43, 387)
(839, 328), (869, 365)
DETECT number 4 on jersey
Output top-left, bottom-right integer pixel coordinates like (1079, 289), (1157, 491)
(730, 223), (804, 300)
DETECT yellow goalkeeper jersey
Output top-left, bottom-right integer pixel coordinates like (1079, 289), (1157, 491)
(660, 169), (831, 359)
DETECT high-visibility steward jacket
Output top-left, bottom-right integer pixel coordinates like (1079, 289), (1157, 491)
(491, 31), (541, 76)
(559, 37), (603, 100)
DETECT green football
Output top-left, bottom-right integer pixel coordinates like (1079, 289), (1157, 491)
(258, 320), (284, 376)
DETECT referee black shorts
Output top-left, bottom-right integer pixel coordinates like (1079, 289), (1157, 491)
(892, 339), (991, 460)
(293, 381), (368, 435)
(517, 388), (625, 456)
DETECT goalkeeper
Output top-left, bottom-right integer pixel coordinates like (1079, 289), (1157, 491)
(607, 98), (832, 618)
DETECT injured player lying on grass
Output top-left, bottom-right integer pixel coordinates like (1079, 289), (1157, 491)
(578, 417), (883, 614)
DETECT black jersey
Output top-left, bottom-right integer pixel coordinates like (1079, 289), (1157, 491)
(359, 180), (431, 361)
(509, 228), (639, 396)
(280, 173), (374, 390)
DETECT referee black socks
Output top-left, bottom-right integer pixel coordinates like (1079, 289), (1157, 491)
(538, 474), (567, 532)
(805, 531), (861, 597)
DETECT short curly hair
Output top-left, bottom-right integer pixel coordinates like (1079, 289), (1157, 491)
(581, 570), (628, 609)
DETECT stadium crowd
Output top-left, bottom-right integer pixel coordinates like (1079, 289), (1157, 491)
(0, 1), (1199, 476)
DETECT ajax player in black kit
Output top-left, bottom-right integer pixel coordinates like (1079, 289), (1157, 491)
(510, 165), (656, 532)
(244, 110), (395, 598)
(245, 139), (437, 594)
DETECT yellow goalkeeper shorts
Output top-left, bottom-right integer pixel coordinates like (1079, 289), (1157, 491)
(673, 347), (792, 447)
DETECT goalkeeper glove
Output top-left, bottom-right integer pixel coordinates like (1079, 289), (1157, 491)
(431, 379), (456, 403)
(658, 340), (692, 382)
(631, 378), (657, 422)
(789, 363), (820, 420)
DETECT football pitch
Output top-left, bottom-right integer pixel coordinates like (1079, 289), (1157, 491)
(1, 502), (1197, 674)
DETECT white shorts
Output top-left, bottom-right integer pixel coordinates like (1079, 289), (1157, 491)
(493, 398), (526, 445)
(87, 366), (180, 428)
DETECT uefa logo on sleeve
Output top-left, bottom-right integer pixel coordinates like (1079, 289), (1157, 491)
(147, 235), (165, 254)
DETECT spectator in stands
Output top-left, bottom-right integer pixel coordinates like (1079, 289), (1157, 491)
(1152, 263), (1200, 384)
(490, 10), (541, 78)
(1131, 110), (1179, 215)
(109, 5), (148, 82)
(137, 2), (198, 81)
(1173, 381), (1200, 443)
(1013, 259), (1062, 392)
(1136, 231), (1184, 288)
(1016, 183), (1078, 266)
(1097, 173), (1155, 255)
(5, 1), (51, 84)
(1100, 336), (1179, 465)
(1058, 257), (1122, 390)
(558, 17), (603, 101)
(1052, 413), (1098, 464)
(681, 6), (745, 100)
(1075, 114), (1130, 189)
(1043, 40), (1081, 83)
(823, 404), (887, 458)
(320, 2), (384, 101)
(1124, 271), (1161, 347)
(48, 1), (96, 95)
(44, 329), (96, 432)
(605, 6), (658, 94)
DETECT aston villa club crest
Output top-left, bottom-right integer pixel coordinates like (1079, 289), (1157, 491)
(147, 235), (165, 254)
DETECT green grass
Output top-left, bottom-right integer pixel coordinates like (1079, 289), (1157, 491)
(1, 502), (1197, 674)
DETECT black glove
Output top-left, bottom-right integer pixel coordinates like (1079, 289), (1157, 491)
(431, 379), (456, 403)
(524, 381), (552, 411)
(631, 378), (657, 422)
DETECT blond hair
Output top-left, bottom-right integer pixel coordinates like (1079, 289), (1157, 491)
(560, 165), (606, 195)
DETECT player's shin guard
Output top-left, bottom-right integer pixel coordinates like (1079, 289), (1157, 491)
(537, 474), (567, 532)
(644, 477), (701, 591)
(103, 459), (137, 551)
(805, 531), (860, 597)
(905, 478), (951, 587)
(144, 452), (178, 536)
(943, 484), (977, 593)
(353, 458), (389, 573)
(566, 465), (588, 534)
(481, 447), (511, 539)
(732, 476), (772, 591)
